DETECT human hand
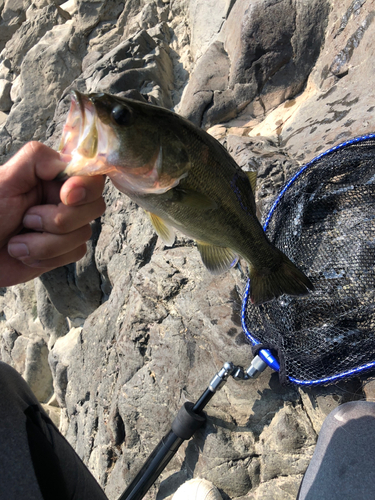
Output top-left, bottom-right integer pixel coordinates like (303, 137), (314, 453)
(0, 142), (106, 287)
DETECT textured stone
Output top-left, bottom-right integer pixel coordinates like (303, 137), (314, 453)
(0, 111), (7, 126)
(0, 4), (70, 75)
(256, 404), (316, 482)
(41, 401), (61, 427)
(10, 334), (30, 375)
(2, 0), (29, 23)
(34, 279), (69, 347)
(24, 337), (53, 402)
(179, 41), (230, 125)
(1, 1), (375, 499)
(245, 475), (302, 500)
(189, 0), (234, 60)
(58, 28), (174, 112)
(0, 0), (28, 51)
(60, 0), (78, 16)
(3, 20), (84, 156)
(242, 1), (375, 163)
(298, 377), (365, 434)
(73, 0), (125, 34)
(49, 327), (82, 406)
(9, 75), (21, 103)
(0, 79), (11, 111)
(39, 219), (102, 322)
(180, 0), (331, 128)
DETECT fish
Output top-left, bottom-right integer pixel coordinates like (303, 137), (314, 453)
(58, 90), (314, 305)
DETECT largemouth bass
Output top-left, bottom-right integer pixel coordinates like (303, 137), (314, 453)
(59, 91), (313, 305)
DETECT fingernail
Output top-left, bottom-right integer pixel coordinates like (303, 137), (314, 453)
(23, 214), (43, 230)
(65, 187), (86, 205)
(8, 243), (30, 258)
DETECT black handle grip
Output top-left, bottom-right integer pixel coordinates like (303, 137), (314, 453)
(118, 403), (206, 500)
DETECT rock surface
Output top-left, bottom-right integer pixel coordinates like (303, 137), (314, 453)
(1, 1), (375, 499)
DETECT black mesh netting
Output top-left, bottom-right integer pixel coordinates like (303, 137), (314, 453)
(243, 135), (375, 385)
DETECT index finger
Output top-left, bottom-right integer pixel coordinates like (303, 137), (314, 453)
(1, 142), (68, 197)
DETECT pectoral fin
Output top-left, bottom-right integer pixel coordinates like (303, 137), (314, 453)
(246, 171), (257, 194)
(196, 241), (239, 274)
(146, 211), (175, 246)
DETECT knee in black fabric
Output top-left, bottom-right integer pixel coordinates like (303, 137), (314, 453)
(297, 401), (375, 500)
(0, 361), (107, 499)
(0, 360), (41, 408)
(25, 405), (70, 500)
(328, 400), (375, 423)
(0, 360), (25, 386)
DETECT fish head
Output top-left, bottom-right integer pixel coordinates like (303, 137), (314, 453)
(58, 91), (190, 194)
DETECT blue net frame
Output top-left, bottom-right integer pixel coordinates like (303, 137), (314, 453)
(242, 133), (375, 385)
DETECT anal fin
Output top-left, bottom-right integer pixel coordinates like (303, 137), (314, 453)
(196, 241), (239, 274)
(146, 211), (175, 246)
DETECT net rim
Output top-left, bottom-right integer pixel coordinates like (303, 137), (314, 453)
(241, 132), (375, 385)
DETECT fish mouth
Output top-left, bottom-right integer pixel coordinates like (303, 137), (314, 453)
(58, 91), (119, 178)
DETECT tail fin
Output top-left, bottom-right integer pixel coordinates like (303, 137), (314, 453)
(249, 252), (314, 306)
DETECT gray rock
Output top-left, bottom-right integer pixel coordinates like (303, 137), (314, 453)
(224, 134), (298, 213)
(180, 0), (331, 128)
(39, 219), (102, 322)
(0, 327), (19, 365)
(32, 0), (59, 8)
(49, 326), (82, 406)
(0, 0), (28, 51)
(256, 404), (316, 481)
(0, 110), (7, 126)
(179, 41), (230, 125)
(0, 23), (22, 55)
(34, 279), (69, 346)
(3, 20), (84, 157)
(24, 337), (53, 402)
(189, 0), (234, 59)
(277, 2), (375, 162)
(10, 334), (30, 375)
(1, 1), (375, 499)
(0, 60), (11, 81)
(9, 74), (21, 103)
(2, 0), (29, 23)
(71, 0), (124, 35)
(0, 4), (71, 76)
(0, 79), (11, 111)
(50, 28), (174, 121)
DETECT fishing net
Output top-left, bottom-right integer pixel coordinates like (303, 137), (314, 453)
(242, 134), (375, 385)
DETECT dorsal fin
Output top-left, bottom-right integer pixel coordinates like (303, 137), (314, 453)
(246, 171), (257, 194)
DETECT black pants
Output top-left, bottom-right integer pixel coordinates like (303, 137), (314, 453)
(297, 400), (375, 499)
(0, 361), (107, 499)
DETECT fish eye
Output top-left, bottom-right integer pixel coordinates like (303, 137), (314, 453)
(111, 105), (133, 126)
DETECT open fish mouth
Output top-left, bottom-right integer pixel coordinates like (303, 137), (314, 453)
(58, 91), (119, 179)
